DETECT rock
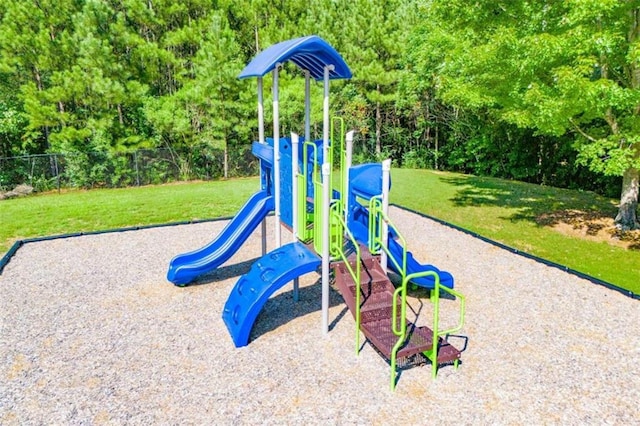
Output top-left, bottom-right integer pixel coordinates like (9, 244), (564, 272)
(0, 184), (34, 200)
(13, 184), (33, 195)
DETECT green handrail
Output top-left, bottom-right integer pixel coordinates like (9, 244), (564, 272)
(329, 201), (362, 353)
(366, 195), (466, 389)
(388, 269), (466, 389)
(422, 270), (466, 380)
(367, 197), (382, 253)
(329, 201), (343, 258)
(368, 196), (407, 277)
(389, 273), (412, 390)
(296, 171), (307, 239)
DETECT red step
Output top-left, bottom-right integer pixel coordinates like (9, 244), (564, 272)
(361, 318), (460, 362)
(332, 246), (461, 364)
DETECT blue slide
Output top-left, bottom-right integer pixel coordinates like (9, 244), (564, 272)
(167, 190), (274, 286)
(222, 242), (321, 347)
(348, 204), (454, 290)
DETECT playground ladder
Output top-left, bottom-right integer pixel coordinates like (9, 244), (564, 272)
(332, 247), (462, 389)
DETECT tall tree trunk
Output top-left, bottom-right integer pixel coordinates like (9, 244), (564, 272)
(615, 6), (640, 229)
(224, 141), (229, 179)
(615, 164), (639, 230)
(375, 88), (381, 156)
(604, 106), (638, 230)
(117, 104), (124, 125)
(434, 125), (439, 170)
(33, 66), (50, 151)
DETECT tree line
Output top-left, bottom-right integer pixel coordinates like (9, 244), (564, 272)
(0, 1), (638, 228)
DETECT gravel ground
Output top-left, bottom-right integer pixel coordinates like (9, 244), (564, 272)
(1, 206), (639, 424)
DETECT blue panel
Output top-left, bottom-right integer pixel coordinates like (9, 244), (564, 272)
(166, 191), (274, 285)
(251, 141), (273, 165)
(348, 163), (391, 200)
(239, 35), (352, 80)
(252, 142), (274, 192)
(278, 138), (294, 229)
(222, 242), (321, 347)
(259, 136), (323, 230)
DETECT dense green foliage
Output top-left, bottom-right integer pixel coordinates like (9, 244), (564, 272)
(0, 1), (638, 226)
(417, 1), (640, 229)
(2, 174), (638, 294)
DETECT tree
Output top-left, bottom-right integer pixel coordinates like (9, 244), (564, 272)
(0, 72), (27, 157)
(0, 0), (81, 152)
(338, 0), (415, 156)
(144, 9), (253, 179)
(180, 11), (250, 178)
(420, 1), (640, 229)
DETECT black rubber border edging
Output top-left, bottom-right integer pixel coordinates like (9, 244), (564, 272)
(0, 216), (234, 275)
(393, 204), (639, 300)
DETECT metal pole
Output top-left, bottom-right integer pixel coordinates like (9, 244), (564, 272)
(381, 159), (391, 272)
(273, 64), (281, 248)
(322, 65), (333, 166)
(258, 77), (267, 255)
(302, 70), (311, 245)
(321, 162), (331, 334)
(53, 154), (60, 193)
(292, 133), (299, 239)
(321, 65), (335, 334)
(321, 65), (334, 334)
(257, 77), (265, 144)
(292, 131), (300, 302)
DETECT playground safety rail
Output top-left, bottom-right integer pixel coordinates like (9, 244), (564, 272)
(368, 194), (467, 389)
(329, 201), (363, 353)
(368, 195), (407, 276)
(390, 270), (466, 389)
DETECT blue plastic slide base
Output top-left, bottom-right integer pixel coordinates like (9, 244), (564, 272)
(166, 191), (274, 286)
(222, 242), (321, 347)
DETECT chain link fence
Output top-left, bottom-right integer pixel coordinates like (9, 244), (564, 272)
(0, 145), (258, 192)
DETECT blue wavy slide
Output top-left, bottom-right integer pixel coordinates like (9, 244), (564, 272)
(222, 241), (321, 347)
(167, 190), (274, 286)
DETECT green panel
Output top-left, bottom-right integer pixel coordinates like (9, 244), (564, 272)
(296, 173), (309, 239)
(329, 200), (343, 257)
(313, 180), (324, 254)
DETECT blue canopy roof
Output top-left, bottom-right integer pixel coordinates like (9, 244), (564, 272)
(238, 35), (352, 80)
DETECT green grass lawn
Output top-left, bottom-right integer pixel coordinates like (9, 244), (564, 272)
(0, 178), (258, 251)
(2, 170), (638, 295)
(390, 169), (640, 294)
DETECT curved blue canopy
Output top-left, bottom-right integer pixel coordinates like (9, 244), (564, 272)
(238, 35), (352, 80)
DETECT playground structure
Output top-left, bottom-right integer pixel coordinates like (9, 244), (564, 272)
(167, 36), (466, 390)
